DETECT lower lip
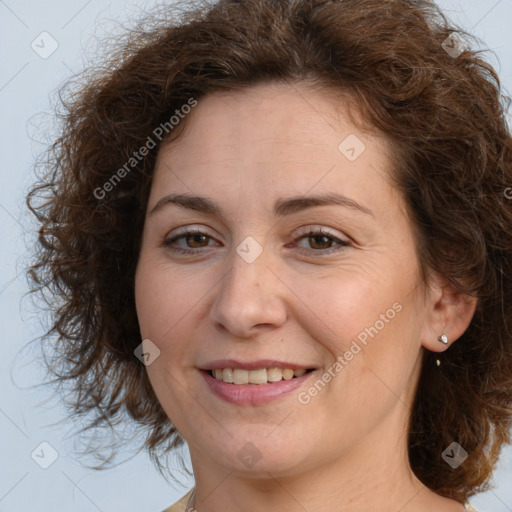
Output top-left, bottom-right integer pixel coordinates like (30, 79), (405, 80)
(200, 370), (315, 406)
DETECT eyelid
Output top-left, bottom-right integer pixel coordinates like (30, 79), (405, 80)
(166, 224), (216, 239)
(289, 225), (351, 255)
(292, 224), (349, 241)
(161, 225), (220, 253)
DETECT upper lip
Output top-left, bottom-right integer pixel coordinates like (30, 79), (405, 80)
(199, 359), (316, 371)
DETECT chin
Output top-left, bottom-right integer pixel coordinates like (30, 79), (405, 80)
(198, 429), (313, 476)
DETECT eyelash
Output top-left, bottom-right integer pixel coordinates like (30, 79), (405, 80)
(161, 227), (351, 256)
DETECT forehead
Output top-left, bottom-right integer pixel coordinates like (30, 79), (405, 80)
(150, 81), (397, 212)
(159, 82), (378, 158)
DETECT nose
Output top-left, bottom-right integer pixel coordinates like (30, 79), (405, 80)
(209, 244), (288, 338)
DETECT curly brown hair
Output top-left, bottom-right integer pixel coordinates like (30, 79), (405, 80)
(26, 0), (512, 502)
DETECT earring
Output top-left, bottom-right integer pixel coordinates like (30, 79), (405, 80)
(438, 334), (448, 344)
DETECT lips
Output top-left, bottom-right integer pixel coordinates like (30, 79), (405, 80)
(198, 359), (318, 406)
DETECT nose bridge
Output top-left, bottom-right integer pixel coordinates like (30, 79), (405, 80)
(210, 237), (287, 336)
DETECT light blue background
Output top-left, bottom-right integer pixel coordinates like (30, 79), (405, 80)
(1, 1), (511, 511)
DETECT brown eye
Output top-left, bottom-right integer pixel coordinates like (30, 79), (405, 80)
(185, 233), (210, 248)
(162, 228), (218, 254)
(308, 234), (334, 250)
(294, 228), (351, 255)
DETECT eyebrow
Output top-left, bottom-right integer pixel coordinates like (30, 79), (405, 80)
(149, 192), (373, 217)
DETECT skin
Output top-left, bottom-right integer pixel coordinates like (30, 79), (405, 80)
(134, 81), (476, 512)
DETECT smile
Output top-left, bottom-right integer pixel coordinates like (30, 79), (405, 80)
(201, 368), (317, 406)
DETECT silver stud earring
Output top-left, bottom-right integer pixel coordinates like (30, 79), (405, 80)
(438, 334), (448, 344)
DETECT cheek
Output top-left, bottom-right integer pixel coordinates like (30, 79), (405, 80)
(288, 266), (401, 344)
(134, 257), (201, 427)
(134, 263), (163, 338)
(291, 261), (423, 386)
(135, 255), (198, 338)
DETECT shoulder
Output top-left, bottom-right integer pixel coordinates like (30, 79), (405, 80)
(465, 503), (478, 512)
(161, 489), (194, 512)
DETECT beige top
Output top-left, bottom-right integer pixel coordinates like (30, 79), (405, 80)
(162, 489), (193, 512)
(162, 489), (479, 511)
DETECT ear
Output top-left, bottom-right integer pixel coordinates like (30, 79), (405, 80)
(420, 274), (478, 353)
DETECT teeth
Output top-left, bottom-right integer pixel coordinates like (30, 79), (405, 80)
(222, 368), (233, 383)
(233, 369), (249, 384)
(282, 369), (294, 380)
(210, 367), (310, 384)
(267, 367), (283, 382)
(248, 369), (267, 384)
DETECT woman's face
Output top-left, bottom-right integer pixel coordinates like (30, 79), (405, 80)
(135, 81), (436, 477)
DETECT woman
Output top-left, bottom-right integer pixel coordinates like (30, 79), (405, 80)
(27, 0), (512, 511)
